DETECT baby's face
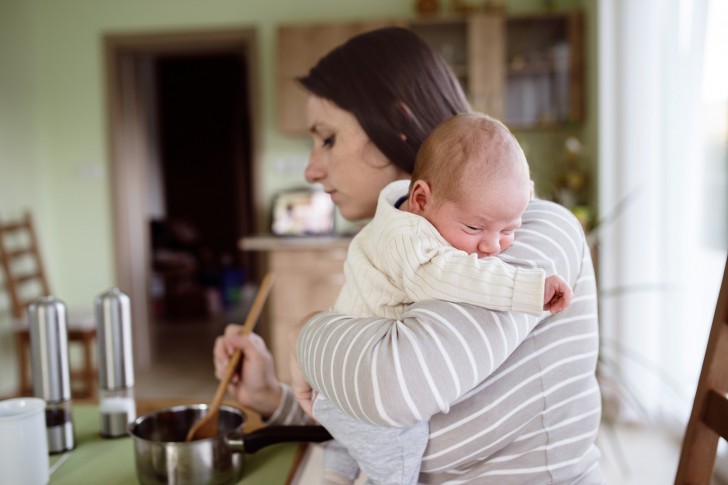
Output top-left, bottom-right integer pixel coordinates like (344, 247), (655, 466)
(423, 177), (531, 258)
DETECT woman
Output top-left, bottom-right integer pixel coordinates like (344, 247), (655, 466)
(214, 27), (604, 484)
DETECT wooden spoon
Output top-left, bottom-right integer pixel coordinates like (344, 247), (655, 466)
(185, 273), (276, 442)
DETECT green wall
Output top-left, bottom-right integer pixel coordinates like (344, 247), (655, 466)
(0, 0), (596, 396)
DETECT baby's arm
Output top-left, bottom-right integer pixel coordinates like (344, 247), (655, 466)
(390, 236), (547, 314)
(543, 274), (574, 313)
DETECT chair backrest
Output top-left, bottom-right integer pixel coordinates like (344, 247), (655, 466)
(675, 257), (728, 484)
(0, 211), (51, 320)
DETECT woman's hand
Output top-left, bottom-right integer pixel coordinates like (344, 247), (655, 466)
(213, 324), (283, 418)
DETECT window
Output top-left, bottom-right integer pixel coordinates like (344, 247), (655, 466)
(598, 0), (727, 442)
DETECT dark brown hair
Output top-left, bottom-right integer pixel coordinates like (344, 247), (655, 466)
(298, 27), (471, 175)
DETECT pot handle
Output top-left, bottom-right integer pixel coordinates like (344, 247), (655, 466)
(229, 425), (332, 454)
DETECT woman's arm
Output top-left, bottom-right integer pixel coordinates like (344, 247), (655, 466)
(297, 200), (587, 427)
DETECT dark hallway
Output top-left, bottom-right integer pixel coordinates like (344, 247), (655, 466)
(149, 53), (256, 321)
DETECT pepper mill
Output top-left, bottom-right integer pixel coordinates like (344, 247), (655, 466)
(28, 296), (75, 454)
(95, 288), (136, 437)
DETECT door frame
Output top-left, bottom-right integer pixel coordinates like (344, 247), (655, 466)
(104, 27), (262, 370)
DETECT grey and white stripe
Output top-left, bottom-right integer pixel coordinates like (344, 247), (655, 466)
(289, 199), (604, 484)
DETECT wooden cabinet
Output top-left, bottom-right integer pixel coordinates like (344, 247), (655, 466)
(276, 10), (584, 133)
(505, 11), (584, 128)
(411, 13), (506, 120)
(413, 11), (584, 128)
(240, 236), (350, 382)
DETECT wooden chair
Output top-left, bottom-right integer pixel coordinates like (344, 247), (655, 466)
(0, 211), (97, 399)
(675, 257), (728, 484)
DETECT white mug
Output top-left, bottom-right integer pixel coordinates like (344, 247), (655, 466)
(0, 397), (49, 485)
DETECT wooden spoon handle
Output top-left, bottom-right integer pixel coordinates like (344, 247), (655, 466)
(210, 273), (276, 408)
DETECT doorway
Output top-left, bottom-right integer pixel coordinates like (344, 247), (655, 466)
(105, 28), (261, 371)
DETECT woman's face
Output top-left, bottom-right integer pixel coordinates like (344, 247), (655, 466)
(304, 95), (409, 221)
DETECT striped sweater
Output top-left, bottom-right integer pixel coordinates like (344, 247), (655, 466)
(276, 198), (604, 484)
(333, 180), (547, 318)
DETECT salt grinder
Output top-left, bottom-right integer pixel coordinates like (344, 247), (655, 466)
(28, 296), (75, 453)
(95, 288), (136, 437)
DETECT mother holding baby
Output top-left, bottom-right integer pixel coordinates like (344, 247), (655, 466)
(214, 27), (604, 484)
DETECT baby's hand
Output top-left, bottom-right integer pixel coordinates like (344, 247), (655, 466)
(544, 275), (573, 313)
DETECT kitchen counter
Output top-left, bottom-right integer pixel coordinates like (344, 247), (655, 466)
(48, 402), (303, 484)
(239, 234), (353, 252)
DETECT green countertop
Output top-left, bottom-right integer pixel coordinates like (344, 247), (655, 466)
(48, 404), (301, 485)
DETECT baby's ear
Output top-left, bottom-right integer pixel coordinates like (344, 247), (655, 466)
(408, 180), (433, 215)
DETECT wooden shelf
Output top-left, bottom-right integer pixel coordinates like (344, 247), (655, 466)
(505, 11), (584, 128)
(276, 10), (584, 133)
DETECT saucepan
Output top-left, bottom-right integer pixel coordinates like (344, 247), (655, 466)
(129, 403), (331, 485)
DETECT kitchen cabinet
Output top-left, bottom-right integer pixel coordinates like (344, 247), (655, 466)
(276, 10), (584, 133)
(412, 11), (584, 128)
(239, 236), (351, 383)
(410, 12), (505, 120)
(505, 11), (585, 128)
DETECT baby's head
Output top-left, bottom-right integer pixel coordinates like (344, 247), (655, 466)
(408, 113), (532, 257)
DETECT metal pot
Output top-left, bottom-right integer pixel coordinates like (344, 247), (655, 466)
(128, 404), (331, 485)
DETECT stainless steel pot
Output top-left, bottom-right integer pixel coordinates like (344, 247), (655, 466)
(128, 404), (331, 485)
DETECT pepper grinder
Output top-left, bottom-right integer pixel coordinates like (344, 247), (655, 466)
(28, 296), (75, 454)
(95, 288), (136, 437)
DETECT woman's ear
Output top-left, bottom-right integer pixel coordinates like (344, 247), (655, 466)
(408, 180), (433, 215)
